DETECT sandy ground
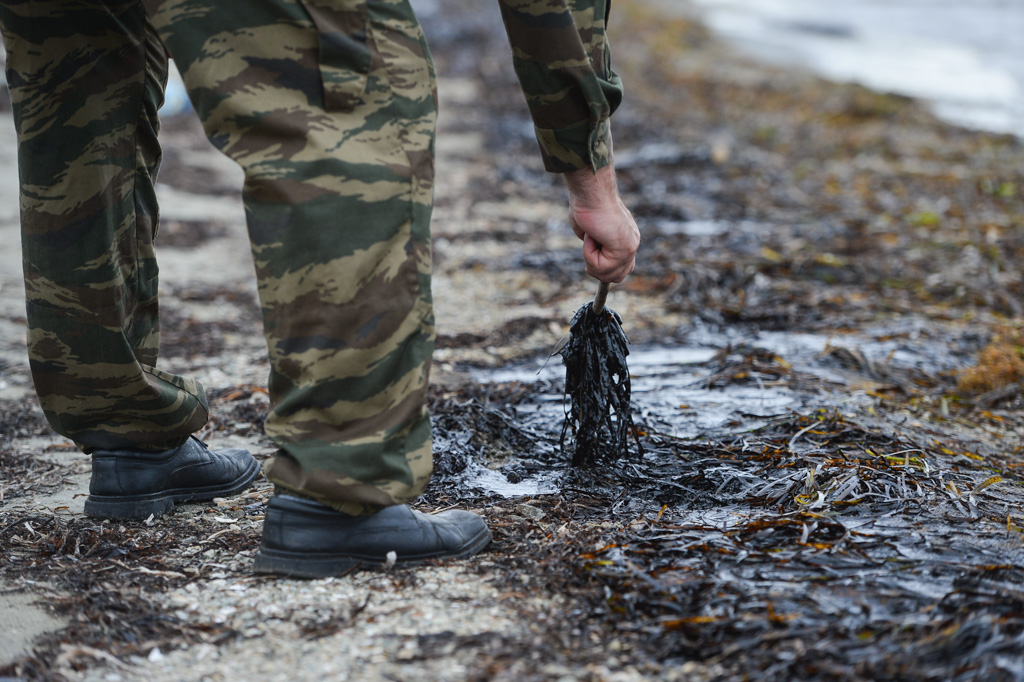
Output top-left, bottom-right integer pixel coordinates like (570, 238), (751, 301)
(2, 0), (1024, 680)
(0, 11), (648, 678)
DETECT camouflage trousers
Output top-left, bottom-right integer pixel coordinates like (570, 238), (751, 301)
(0, 0), (438, 515)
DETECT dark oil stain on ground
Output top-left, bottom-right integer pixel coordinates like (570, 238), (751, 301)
(2, 0), (1024, 680)
(4, 359), (1023, 680)
(425, 358), (1024, 681)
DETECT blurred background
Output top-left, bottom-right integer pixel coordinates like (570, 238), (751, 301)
(0, 1), (1022, 425)
(679, 0), (1024, 137)
(2, 2), (1024, 680)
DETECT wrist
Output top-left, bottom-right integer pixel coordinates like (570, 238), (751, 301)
(564, 164), (621, 211)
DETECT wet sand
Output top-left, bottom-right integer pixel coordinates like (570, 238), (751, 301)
(1, 0), (1023, 679)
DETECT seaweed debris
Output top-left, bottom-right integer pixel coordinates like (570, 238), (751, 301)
(476, 397), (1024, 682)
(559, 301), (642, 466)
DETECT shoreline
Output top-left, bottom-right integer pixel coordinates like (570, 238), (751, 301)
(658, 0), (1024, 141)
(1, 1), (1023, 679)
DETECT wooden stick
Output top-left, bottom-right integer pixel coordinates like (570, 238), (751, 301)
(592, 281), (609, 315)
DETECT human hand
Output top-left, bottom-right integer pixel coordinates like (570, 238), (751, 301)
(564, 165), (639, 283)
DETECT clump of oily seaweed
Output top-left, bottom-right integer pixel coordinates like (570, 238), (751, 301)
(559, 301), (642, 466)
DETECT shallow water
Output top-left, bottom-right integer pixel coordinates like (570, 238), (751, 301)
(676, 0), (1024, 138)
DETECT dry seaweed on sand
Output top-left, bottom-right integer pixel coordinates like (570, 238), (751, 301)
(558, 301), (643, 466)
(2, 0), (1024, 679)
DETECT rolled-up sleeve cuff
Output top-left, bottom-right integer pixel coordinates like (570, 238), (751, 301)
(536, 117), (612, 174)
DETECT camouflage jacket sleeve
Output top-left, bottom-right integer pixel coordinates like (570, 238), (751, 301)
(497, 0), (623, 173)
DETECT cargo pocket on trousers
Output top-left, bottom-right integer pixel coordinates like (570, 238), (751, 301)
(303, 0), (373, 112)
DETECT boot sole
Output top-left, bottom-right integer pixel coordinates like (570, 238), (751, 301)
(83, 458), (261, 521)
(252, 525), (492, 579)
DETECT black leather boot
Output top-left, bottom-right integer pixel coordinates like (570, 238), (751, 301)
(84, 436), (260, 520)
(254, 494), (491, 578)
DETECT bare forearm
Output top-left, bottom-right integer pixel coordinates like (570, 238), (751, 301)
(564, 164), (621, 210)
